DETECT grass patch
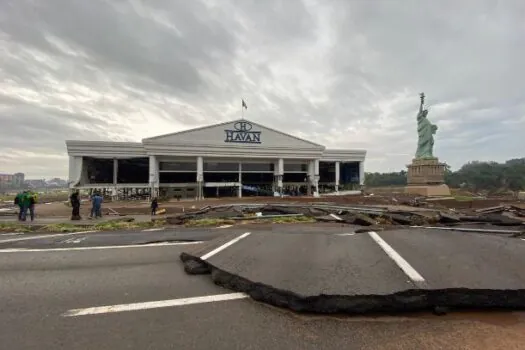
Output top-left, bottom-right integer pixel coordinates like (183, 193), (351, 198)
(266, 216), (316, 224)
(40, 223), (91, 233)
(185, 218), (236, 227)
(0, 223), (32, 233)
(184, 215), (315, 227)
(454, 195), (474, 202)
(93, 219), (166, 231)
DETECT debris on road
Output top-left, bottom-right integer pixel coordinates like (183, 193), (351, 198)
(165, 202), (525, 234)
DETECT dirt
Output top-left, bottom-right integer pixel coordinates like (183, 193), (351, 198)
(9, 192), (524, 218)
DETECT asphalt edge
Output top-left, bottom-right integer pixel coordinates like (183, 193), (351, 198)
(179, 252), (525, 314)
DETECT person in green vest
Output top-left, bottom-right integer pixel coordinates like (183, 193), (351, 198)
(15, 190), (31, 221)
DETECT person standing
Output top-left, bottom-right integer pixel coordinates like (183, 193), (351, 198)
(19, 190), (31, 221)
(90, 192), (103, 219)
(14, 191), (24, 221)
(70, 190), (81, 220)
(28, 191), (37, 221)
(151, 197), (159, 216)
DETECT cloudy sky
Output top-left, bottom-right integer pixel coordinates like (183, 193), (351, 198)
(1, 0), (524, 179)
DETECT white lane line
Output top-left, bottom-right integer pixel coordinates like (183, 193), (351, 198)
(0, 232), (24, 236)
(62, 292), (249, 317)
(367, 231), (426, 285)
(216, 224), (233, 229)
(0, 230), (97, 244)
(200, 232), (251, 260)
(336, 233), (355, 236)
(0, 241), (202, 253)
(142, 227), (165, 232)
(61, 237), (87, 244)
(330, 213), (342, 221)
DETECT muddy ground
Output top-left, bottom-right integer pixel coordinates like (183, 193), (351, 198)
(9, 193), (522, 217)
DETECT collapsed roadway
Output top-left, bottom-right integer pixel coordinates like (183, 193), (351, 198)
(178, 203), (525, 316)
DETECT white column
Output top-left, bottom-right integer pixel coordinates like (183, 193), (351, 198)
(335, 161), (340, 192)
(112, 158), (118, 200)
(313, 159), (320, 196)
(238, 162), (242, 198)
(359, 160), (365, 186)
(196, 156), (203, 182)
(68, 156), (84, 188)
(149, 155), (159, 198)
(196, 156), (203, 200)
(274, 158), (284, 194)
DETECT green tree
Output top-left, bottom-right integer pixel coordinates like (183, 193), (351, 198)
(366, 158), (525, 192)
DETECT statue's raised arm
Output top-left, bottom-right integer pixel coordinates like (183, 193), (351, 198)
(419, 92), (425, 114)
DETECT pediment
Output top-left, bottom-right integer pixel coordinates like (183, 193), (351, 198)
(142, 119), (325, 150)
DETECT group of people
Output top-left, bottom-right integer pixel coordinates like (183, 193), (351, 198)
(69, 190), (104, 220)
(14, 190), (38, 221)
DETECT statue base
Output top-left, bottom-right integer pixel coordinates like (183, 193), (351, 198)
(405, 157), (451, 197)
(405, 184), (451, 197)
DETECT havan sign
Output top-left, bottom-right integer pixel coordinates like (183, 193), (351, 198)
(224, 121), (261, 144)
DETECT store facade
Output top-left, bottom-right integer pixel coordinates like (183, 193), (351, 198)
(66, 119), (366, 199)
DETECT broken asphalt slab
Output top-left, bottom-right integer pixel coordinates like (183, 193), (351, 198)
(167, 203), (525, 232)
(180, 228), (525, 314)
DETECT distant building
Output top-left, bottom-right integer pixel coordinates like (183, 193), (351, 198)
(0, 172), (25, 188)
(25, 179), (47, 189)
(0, 173), (14, 185)
(13, 173), (25, 187)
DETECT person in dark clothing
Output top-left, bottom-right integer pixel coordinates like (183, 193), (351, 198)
(70, 190), (81, 220)
(14, 192), (23, 221)
(151, 197), (159, 216)
(28, 192), (37, 221)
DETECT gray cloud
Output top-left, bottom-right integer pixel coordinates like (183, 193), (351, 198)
(0, 0), (524, 178)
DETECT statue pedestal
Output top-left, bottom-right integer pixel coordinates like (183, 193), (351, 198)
(405, 158), (451, 197)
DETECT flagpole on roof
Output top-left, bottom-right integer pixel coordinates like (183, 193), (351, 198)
(241, 99), (248, 119)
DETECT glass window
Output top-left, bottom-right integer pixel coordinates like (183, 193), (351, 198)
(284, 163), (308, 172)
(159, 162), (197, 171)
(241, 163), (274, 172)
(203, 162), (238, 172)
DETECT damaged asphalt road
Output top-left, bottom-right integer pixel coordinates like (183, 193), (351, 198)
(180, 227), (525, 315)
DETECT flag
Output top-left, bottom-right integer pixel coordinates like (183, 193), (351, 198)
(242, 99), (247, 110)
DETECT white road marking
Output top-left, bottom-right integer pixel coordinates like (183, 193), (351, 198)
(0, 230), (97, 244)
(330, 213), (342, 221)
(142, 227), (165, 232)
(62, 292), (249, 317)
(216, 224), (233, 229)
(0, 232), (24, 236)
(0, 241), (202, 253)
(61, 237), (87, 244)
(368, 231), (426, 285)
(200, 232), (251, 260)
(336, 233), (355, 236)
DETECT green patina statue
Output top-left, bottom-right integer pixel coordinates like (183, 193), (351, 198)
(415, 92), (438, 159)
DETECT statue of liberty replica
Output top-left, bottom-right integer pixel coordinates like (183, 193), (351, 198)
(415, 93), (438, 159)
(405, 93), (451, 196)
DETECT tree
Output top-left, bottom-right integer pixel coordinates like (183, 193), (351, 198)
(365, 158), (525, 192)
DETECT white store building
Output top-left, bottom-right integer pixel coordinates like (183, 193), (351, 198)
(66, 119), (366, 199)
